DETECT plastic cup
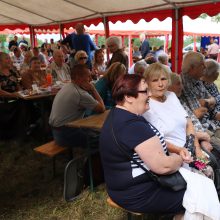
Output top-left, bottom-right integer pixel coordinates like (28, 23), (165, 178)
(46, 73), (52, 86)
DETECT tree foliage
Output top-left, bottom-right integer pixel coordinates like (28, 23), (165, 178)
(199, 13), (220, 23)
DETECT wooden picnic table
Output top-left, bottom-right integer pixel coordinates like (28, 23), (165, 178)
(67, 110), (110, 131)
(16, 90), (58, 100)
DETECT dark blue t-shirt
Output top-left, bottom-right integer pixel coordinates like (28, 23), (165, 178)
(100, 108), (185, 213)
(100, 108), (169, 210)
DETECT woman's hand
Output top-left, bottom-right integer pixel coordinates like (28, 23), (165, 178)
(80, 81), (94, 93)
(179, 148), (193, 164)
(195, 147), (206, 159)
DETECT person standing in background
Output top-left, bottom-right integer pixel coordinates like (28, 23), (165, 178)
(207, 37), (219, 60)
(71, 23), (97, 69)
(139, 33), (150, 59)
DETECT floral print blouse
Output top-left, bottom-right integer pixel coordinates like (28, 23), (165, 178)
(0, 70), (18, 93)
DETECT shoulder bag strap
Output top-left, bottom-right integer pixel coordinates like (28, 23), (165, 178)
(110, 108), (157, 180)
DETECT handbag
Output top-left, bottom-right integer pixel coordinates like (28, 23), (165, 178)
(110, 108), (186, 191)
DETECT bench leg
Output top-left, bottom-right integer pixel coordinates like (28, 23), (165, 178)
(52, 157), (56, 178)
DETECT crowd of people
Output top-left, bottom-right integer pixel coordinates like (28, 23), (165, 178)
(1, 22), (220, 219)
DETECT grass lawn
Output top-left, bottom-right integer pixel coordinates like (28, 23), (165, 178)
(0, 136), (125, 220)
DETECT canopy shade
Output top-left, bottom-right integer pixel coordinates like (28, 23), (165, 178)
(0, 0), (220, 31)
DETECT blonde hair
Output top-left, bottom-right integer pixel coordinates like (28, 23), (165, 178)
(104, 62), (126, 88)
(143, 62), (171, 85)
(74, 50), (87, 62)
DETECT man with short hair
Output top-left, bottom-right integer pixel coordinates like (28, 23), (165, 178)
(32, 47), (46, 67)
(11, 47), (24, 71)
(180, 51), (220, 134)
(48, 49), (71, 82)
(8, 35), (18, 51)
(49, 64), (105, 148)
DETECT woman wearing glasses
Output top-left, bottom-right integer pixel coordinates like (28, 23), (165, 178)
(74, 50), (88, 64)
(100, 74), (220, 219)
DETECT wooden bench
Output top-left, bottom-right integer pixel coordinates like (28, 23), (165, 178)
(107, 197), (175, 220)
(34, 141), (68, 177)
(107, 197), (144, 220)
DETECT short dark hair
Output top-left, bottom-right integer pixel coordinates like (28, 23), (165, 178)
(29, 56), (40, 66)
(71, 64), (90, 80)
(112, 74), (144, 103)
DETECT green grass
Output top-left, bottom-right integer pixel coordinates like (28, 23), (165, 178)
(0, 138), (125, 220)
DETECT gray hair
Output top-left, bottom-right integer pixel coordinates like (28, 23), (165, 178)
(182, 51), (205, 74)
(204, 59), (220, 77)
(106, 36), (122, 49)
(158, 53), (169, 65)
(134, 60), (148, 74)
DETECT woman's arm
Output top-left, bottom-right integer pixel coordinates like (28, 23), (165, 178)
(166, 141), (193, 164)
(0, 89), (19, 98)
(186, 118), (195, 136)
(135, 136), (183, 175)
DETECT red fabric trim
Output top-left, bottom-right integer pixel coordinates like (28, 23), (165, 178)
(109, 9), (172, 24)
(0, 24), (28, 31)
(182, 2), (220, 19)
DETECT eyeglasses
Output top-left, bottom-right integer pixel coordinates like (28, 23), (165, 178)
(137, 89), (148, 94)
(79, 57), (87, 60)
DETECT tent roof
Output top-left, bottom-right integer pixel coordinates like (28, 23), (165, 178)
(0, 0), (220, 30)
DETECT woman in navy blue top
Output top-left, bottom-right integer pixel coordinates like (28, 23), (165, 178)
(100, 74), (185, 217)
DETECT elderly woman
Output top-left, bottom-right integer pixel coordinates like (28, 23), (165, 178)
(201, 59), (220, 109)
(142, 63), (214, 174)
(0, 52), (25, 139)
(100, 74), (220, 219)
(22, 56), (47, 90)
(106, 36), (128, 70)
(95, 62), (126, 108)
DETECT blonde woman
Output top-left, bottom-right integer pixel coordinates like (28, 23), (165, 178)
(95, 62), (126, 108)
(142, 63), (204, 166)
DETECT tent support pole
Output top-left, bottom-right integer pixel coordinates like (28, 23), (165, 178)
(29, 25), (35, 48)
(59, 23), (64, 40)
(103, 16), (109, 61)
(175, 8), (179, 73)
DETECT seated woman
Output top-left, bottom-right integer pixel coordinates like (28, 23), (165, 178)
(142, 63), (212, 176)
(70, 50), (88, 70)
(91, 49), (106, 80)
(100, 74), (220, 219)
(22, 56), (47, 90)
(95, 62), (126, 108)
(0, 52), (26, 139)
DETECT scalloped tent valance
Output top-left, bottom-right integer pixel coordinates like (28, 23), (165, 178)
(0, 1), (219, 31)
